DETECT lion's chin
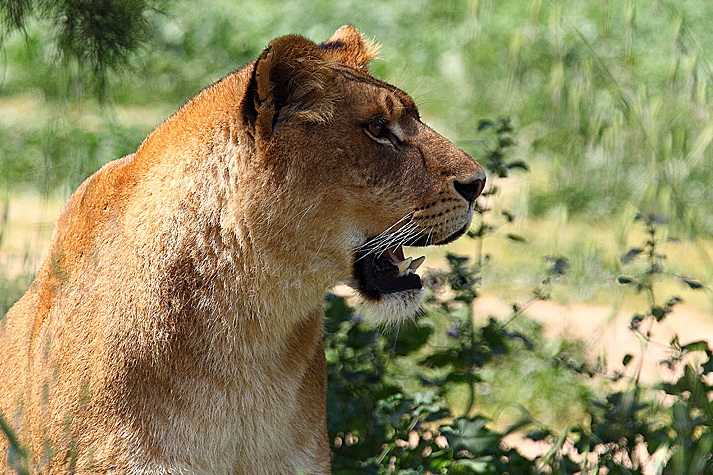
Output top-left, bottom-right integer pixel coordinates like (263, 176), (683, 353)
(356, 288), (424, 328)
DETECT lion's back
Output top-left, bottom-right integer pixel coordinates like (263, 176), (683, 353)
(0, 153), (140, 471)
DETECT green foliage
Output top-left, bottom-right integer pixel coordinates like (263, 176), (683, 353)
(0, 112), (146, 193)
(324, 293), (539, 474)
(0, 0), (165, 96)
(324, 122), (712, 472)
(324, 212), (712, 473)
(0, 415), (29, 475)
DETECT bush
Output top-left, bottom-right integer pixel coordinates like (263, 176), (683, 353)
(325, 122), (712, 473)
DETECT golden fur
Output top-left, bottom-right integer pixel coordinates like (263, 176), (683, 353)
(0, 26), (484, 473)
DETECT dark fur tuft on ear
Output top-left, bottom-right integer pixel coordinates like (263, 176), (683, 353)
(318, 25), (380, 70)
(252, 35), (338, 135)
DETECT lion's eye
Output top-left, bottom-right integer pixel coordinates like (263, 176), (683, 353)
(368, 122), (384, 138)
(365, 119), (400, 147)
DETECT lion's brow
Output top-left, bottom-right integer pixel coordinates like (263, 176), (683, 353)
(333, 66), (420, 118)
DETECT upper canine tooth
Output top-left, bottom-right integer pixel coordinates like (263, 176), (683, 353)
(397, 258), (412, 274)
(410, 256), (426, 270)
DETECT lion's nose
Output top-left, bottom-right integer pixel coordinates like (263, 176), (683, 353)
(453, 176), (486, 204)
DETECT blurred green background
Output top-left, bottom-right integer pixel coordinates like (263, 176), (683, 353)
(3, 0), (711, 304)
(3, 0), (713, 232)
(1, 0), (712, 453)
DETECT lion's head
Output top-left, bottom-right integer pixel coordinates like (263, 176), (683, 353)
(243, 25), (485, 323)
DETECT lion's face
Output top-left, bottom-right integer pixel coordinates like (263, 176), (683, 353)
(249, 26), (485, 322)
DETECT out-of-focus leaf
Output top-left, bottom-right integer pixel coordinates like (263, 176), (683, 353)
(455, 457), (495, 472)
(506, 233), (527, 243)
(620, 247), (643, 264)
(506, 160), (529, 171)
(682, 340), (709, 353)
(441, 417), (500, 454)
(680, 277), (704, 290)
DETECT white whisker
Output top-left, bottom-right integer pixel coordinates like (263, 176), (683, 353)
(393, 226), (422, 250)
(357, 212), (414, 250)
(374, 223), (420, 257)
(355, 214), (421, 261)
(426, 225), (434, 246)
(358, 221), (414, 253)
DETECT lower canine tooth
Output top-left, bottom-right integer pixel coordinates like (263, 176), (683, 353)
(410, 256), (426, 270)
(397, 258), (412, 274)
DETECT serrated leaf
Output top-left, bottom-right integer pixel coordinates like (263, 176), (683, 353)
(442, 418), (500, 455)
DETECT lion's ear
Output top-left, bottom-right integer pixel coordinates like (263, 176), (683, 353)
(252, 35), (337, 135)
(318, 25), (380, 70)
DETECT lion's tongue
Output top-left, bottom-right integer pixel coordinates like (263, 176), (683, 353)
(386, 246), (426, 275)
(386, 246), (405, 261)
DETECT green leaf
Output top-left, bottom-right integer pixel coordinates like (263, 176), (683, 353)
(422, 350), (458, 368)
(652, 306), (671, 322)
(384, 319), (434, 356)
(620, 247), (643, 264)
(324, 294), (352, 326)
(502, 416), (533, 436)
(506, 160), (529, 171)
(443, 372), (472, 385)
(682, 340), (709, 353)
(455, 457), (495, 472)
(505, 233), (527, 243)
(442, 417), (500, 455)
(477, 120), (496, 130)
(681, 277), (704, 290)
(499, 137), (515, 148)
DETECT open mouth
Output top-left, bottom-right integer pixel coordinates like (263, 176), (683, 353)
(351, 223), (470, 301)
(353, 245), (425, 301)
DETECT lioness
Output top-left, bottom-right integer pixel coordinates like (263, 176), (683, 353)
(0, 26), (484, 473)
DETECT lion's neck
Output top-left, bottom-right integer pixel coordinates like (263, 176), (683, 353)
(126, 68), (353, 347)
